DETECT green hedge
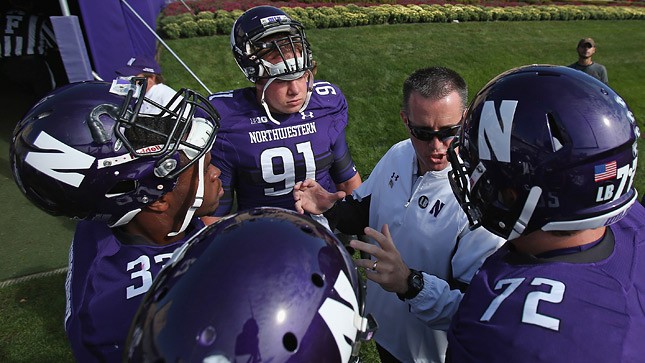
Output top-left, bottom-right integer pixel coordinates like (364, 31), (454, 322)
(158, 4), (645, 39)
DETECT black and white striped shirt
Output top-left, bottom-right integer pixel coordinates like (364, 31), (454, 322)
(1, 9), (56, 58)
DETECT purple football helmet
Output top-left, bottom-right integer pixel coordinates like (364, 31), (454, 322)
(11, 80), (220, 227)
(125, 207), (376, 363)
(231, 6), (314, 83)
(448, 65), (639, 240)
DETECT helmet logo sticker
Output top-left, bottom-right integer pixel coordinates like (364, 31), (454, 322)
(614, 95), (626, 108)
(593, 161), (617, 182)
(109, 77), (142, 96)
(478, 100), (517, 163)
(318, 270), (360, 363)
(25, 131), (95, 188)
(260, 14), (289, 26)
(595, 159), (637, 203)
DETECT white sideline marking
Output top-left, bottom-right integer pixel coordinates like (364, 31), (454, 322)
(0, 267), (69, 289)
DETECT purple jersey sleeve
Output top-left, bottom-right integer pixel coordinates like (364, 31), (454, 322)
(64, 219), (205, 362)
(208, 81), (358, 216)
(447, 203), (645, 363)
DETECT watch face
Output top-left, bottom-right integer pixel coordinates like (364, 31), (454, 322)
(398, 270), (425, 301)
(411, 271), (424, 290)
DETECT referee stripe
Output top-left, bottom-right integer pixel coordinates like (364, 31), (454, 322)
(1, 10), (54, 58)
(27, 15), (37, 55)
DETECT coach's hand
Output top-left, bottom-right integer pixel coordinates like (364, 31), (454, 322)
(350, 224), (410, 295)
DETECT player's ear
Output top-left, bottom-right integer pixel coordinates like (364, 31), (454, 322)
(146, 195), (170, 212)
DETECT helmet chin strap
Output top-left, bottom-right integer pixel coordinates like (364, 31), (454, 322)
(166, 117), (213, 237)
(167, 154), (205, 237)
(508, 186), (542, 240)
(260, 77), (281, 125)
(299, 72), (314, 112)
(259, 70), (314, 126)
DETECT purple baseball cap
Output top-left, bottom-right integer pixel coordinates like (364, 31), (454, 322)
(115, 56), (161, 77)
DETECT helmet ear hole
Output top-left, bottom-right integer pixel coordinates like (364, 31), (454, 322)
(106, 180), (137, 197)
(282, 332), (298, 352)
(311, 273), (324, 287)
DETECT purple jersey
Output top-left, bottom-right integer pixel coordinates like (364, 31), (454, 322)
(64, 219), (206, 362)
(207, 81), (358, 216)
(447, 203), (645, 362)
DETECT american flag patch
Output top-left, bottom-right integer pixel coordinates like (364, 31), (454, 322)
(594, 161), (617, 182)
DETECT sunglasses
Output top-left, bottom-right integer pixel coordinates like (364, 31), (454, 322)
(407, 122), (461, 142)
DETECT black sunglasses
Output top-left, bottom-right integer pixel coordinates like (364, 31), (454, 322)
(407, 123), (461, 142)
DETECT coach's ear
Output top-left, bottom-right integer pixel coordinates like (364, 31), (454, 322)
(400, 111), (409, 128)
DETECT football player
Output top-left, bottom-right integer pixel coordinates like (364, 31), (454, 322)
(446, 65), (644, 362)
(202, 6), (361, 221)
(10, 79), (223, 362)
(124, 207), (376, 363)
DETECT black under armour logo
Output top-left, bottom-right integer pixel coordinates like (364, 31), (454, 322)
(389, 172), (399, 188)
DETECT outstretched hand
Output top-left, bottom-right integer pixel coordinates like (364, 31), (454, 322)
(293, 178), (346, 214)
(350, 224), (410, 294)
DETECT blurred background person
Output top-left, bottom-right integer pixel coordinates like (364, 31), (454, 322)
(568, 37), (608, 84)
(116, 55), (177, 114)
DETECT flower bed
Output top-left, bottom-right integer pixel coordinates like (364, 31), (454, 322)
(159, 2), (645, 39)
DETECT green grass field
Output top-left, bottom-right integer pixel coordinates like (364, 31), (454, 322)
(0, 19), (643, 362)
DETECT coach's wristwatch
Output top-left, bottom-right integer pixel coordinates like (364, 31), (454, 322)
(397, 269), (424, 301)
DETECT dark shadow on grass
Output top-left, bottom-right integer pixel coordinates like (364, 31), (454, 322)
(0, 85), (32, 140)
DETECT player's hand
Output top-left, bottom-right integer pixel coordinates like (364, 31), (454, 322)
(350, 224), (410, 294)
(293, 178), (345, 215)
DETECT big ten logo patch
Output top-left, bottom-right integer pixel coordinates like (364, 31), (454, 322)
(250, 116), (269, 124)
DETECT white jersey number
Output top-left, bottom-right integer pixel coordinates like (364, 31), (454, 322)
(314, 81), (337, 96)
(126, 253), (173, 299)
(480, 277), (564, 331)
(261, 141), (316, 196)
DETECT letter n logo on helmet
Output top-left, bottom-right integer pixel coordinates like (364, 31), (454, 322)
(478, 100), (517, 163)
(25, 132), (95, 188)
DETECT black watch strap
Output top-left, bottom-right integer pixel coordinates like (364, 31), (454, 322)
(397, 269), (424, 301)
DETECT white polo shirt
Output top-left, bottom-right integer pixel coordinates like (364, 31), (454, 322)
(353, 139), (504, 363)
